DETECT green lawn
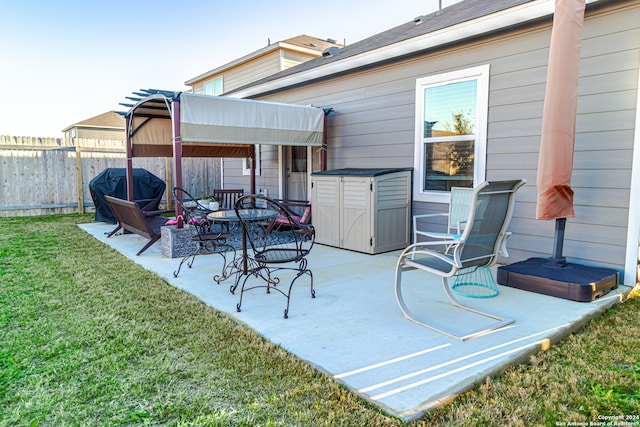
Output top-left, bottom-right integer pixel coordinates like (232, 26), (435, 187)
(1, 214), (638, 426)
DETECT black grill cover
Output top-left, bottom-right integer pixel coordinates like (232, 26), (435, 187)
(90, 168), (166, 223)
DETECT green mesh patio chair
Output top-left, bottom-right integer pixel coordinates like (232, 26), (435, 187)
(413, 186), (514, 298)
(395, 179), (526, 341)
(413, 186), (474, 245)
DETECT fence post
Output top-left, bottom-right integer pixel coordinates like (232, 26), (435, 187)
(75, 146), (84, 213)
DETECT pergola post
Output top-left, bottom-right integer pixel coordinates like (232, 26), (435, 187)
(172, 99), (184, 221)
(250, 144), (256, 195)
(125, 115), (134, 200)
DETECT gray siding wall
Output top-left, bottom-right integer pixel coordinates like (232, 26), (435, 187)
(223, 52), (283, 93)
(221, 145), (280, 198)
(251, 0), (639, 273)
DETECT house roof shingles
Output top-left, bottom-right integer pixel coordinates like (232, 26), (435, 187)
(228, 0), (540, 95)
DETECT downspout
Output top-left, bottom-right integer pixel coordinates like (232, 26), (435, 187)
(321, 114), (327, 171)
(321, 108), (334, 171)
(624, 64), (640, 286)
(172, 97), (184, 222)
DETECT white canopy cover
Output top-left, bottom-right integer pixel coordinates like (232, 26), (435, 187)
(180, 93), (324, 147)
(126, 92), (324, 158)
(123, 90), (326, 207)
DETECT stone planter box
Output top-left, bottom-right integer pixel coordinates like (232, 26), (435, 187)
(161, 225), (196, 258)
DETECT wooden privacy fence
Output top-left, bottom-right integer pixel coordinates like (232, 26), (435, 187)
(0, 136), (222, 217)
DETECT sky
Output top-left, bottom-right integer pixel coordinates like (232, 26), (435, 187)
(0, 0), (461, 138)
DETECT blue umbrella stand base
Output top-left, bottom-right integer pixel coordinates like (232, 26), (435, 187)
(497, 257), (619, 302)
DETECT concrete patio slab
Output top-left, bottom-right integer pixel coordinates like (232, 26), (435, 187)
(79, 222), (628, 421)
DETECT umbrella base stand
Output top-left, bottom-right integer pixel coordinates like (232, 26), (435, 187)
(496, 257), (619, 302)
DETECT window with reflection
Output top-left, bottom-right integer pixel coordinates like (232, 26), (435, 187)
(414, 65), (489, 202)
(203, 77), (223, 96)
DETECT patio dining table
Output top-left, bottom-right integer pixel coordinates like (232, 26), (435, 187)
(207, 208), (278, 287)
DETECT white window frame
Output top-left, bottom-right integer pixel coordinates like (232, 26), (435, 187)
(213, 77), (223, 95)
(203, 77), (223, 95)
(413, 64), (489, 203)
(242, 145), (261, 176)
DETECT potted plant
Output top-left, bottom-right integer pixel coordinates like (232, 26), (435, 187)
(197, 195), (210, 208)
(196, 194), (220, 210)
(206, 195), (220, 211)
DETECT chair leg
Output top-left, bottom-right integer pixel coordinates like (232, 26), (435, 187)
(107, 224), (122, 238)
(174, 242), (231, 278)
(235, 265), (268, 313)
(235, 265), (314, 319)
(440, 277), (514, 340)
(211, 246), (235, 284)
(136, 235), (160, 256)
(394, 264), (513, 341)
(282, 269), (314, 319)
(173, 251), (197, 278)
(173, 240), (206, 277)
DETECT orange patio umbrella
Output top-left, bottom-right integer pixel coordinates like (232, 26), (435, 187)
(536, 0), (585, 265)
(498, 0), (619, 302)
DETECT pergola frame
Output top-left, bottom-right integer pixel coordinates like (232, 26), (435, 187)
(121, 89), (326, 218)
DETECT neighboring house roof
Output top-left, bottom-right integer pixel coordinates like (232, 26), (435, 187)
(62, 111), (124, 132)
(184, 35), (343, 86)
(280, 34), (343, 51)
(229, 0), (604, 98)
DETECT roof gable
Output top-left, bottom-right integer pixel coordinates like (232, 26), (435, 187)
(185, 35), (342, 86)
(62, 111), (124, 132)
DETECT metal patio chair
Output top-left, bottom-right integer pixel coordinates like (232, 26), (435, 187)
(233, 195), (316, 318)
(395, 179), (526, 341)
(172, 187), (235, 277)
(413, 186), (514, 298)
(413, 186), (474, 245)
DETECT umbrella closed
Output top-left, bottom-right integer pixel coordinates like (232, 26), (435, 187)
(498, 0), (618, 303)
(536, 0), (585, 221)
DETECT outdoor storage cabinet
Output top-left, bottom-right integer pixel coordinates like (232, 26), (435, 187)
(311, 168), (412, 254)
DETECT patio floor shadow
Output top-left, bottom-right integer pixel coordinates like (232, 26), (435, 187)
(79, 222), (627, 422)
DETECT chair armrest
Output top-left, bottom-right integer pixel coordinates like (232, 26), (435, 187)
(413, 213), (449, 220)
(453, 219), (468, 234)
(413, 213), (466, 236)
(143, 209), (174, 217)
(134, 198), (173, 217)
(404, 238), (462, 248)
(135, 199), (157, 210)
(399, 241), (463, 273)
(413, 213), (450, 236)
